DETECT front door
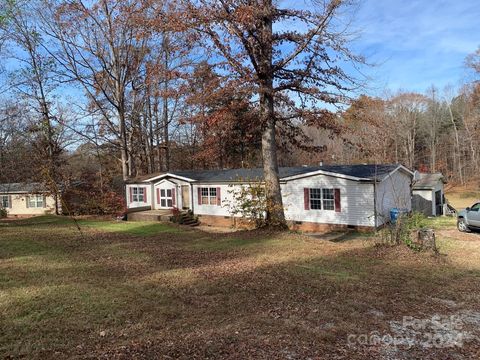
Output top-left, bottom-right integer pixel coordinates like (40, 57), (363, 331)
(159, 188), (173, 208)
(182, 185), (190, 209)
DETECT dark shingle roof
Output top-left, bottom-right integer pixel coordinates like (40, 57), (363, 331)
(134, 164), (405, 183)
(0, 182), (47, 193)
(413, 173), (445, 189)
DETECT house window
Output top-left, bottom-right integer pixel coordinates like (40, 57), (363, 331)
(209, 188), (217, 205)
(1, 195), (9, 208)
(309, 188), (335, 211)
(132, 187), (144, 202)
(160, 189), (172, 208)
(200, 187), (218, 205)
(322, 189), (335, 210)
(201, 188), (209, 205)
(28, 194), (44, 208)
(310, 188), (322, 210)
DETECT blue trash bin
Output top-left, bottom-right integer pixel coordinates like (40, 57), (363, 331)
(390, 208), (408, 224)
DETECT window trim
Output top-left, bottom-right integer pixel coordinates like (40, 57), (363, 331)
(28, 194), (44, 208)
(322, 188), (335, 211)
(308, 188), (335, 212)
(132, 187), (145, 203)
(199, 187), (219, 206)
(1, 195), (10, 209)
(201, 187), (210, 205)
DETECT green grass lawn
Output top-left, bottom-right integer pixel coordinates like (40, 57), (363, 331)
(424, 215), (457, 229)
(78, 218), (182, 236)
(1, 216), (480, 359)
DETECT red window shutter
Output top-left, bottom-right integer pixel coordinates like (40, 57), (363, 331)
(334, 188), (341, 212)
(172, 188), (176, 207)
(143, 188), (147, 203)
(156, 188), (160, 204)
(216, 187), (221, 206)
(129, 187), (133, 203)
(304, 188), (310, 210)
(198, 187), (202, 205)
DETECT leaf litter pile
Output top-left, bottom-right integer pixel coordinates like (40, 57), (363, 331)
(1, 216), (479, 359)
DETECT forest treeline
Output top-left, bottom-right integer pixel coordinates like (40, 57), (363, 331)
(0, 0), (479, 217)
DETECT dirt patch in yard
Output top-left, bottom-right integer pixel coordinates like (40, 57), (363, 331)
(439, 228), (480, 242)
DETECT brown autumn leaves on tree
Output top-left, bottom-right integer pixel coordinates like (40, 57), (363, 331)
(338, 87), (480, 186)
(2, 0), (480, 218)
(183, 0), (364, 225)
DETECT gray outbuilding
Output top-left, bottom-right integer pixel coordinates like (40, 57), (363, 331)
(412, 173), (446, 216)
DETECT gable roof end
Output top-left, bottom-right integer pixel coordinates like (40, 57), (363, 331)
(412, 173), (445, 189)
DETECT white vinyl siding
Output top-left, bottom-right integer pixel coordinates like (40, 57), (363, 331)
(126, 184), (152, 209)
(194, 184), (231, 216)
(282, 176), (375, 227)
(153, 179), (185, 210)
(193, 177), (376, 227)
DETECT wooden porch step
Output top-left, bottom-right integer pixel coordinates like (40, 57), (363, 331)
(172, 211), (200, 227)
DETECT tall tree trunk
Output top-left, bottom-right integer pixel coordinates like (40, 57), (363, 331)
(162, 97), (169, 171)
(447, 104), (463, 184)
(153, 97), (162, 172)
(26, 33), (60, 215)
(118, 109), (129, 181)
(162, 34), (170, 171)
(146, 89), (155, 173)
(259, 0), (285, 227)
(431, 138), (436, 172)
(260, 90), (285, 226)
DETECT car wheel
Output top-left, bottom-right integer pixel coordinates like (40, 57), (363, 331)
(457, 218), (470, 232)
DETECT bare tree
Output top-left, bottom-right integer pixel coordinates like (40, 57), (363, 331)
(43, 0), (150, 181)
(1, 0), (64, 213)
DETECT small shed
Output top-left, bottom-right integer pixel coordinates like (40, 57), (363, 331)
(412, 173), (446, 216)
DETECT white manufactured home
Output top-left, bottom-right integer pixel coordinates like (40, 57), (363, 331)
(126, 164), (413, 232)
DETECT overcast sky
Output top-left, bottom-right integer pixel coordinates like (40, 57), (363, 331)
(350, 0), (479, 95)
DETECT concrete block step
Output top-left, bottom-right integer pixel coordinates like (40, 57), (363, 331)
(128, 213), (160, 222)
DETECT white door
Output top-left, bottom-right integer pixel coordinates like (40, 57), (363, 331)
(159, 188), (173, 208)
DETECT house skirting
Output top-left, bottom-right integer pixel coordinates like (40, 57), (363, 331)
(287, 221), (374, 233)
(197, 214), (374, 233)
(196, 215), (253, 229)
